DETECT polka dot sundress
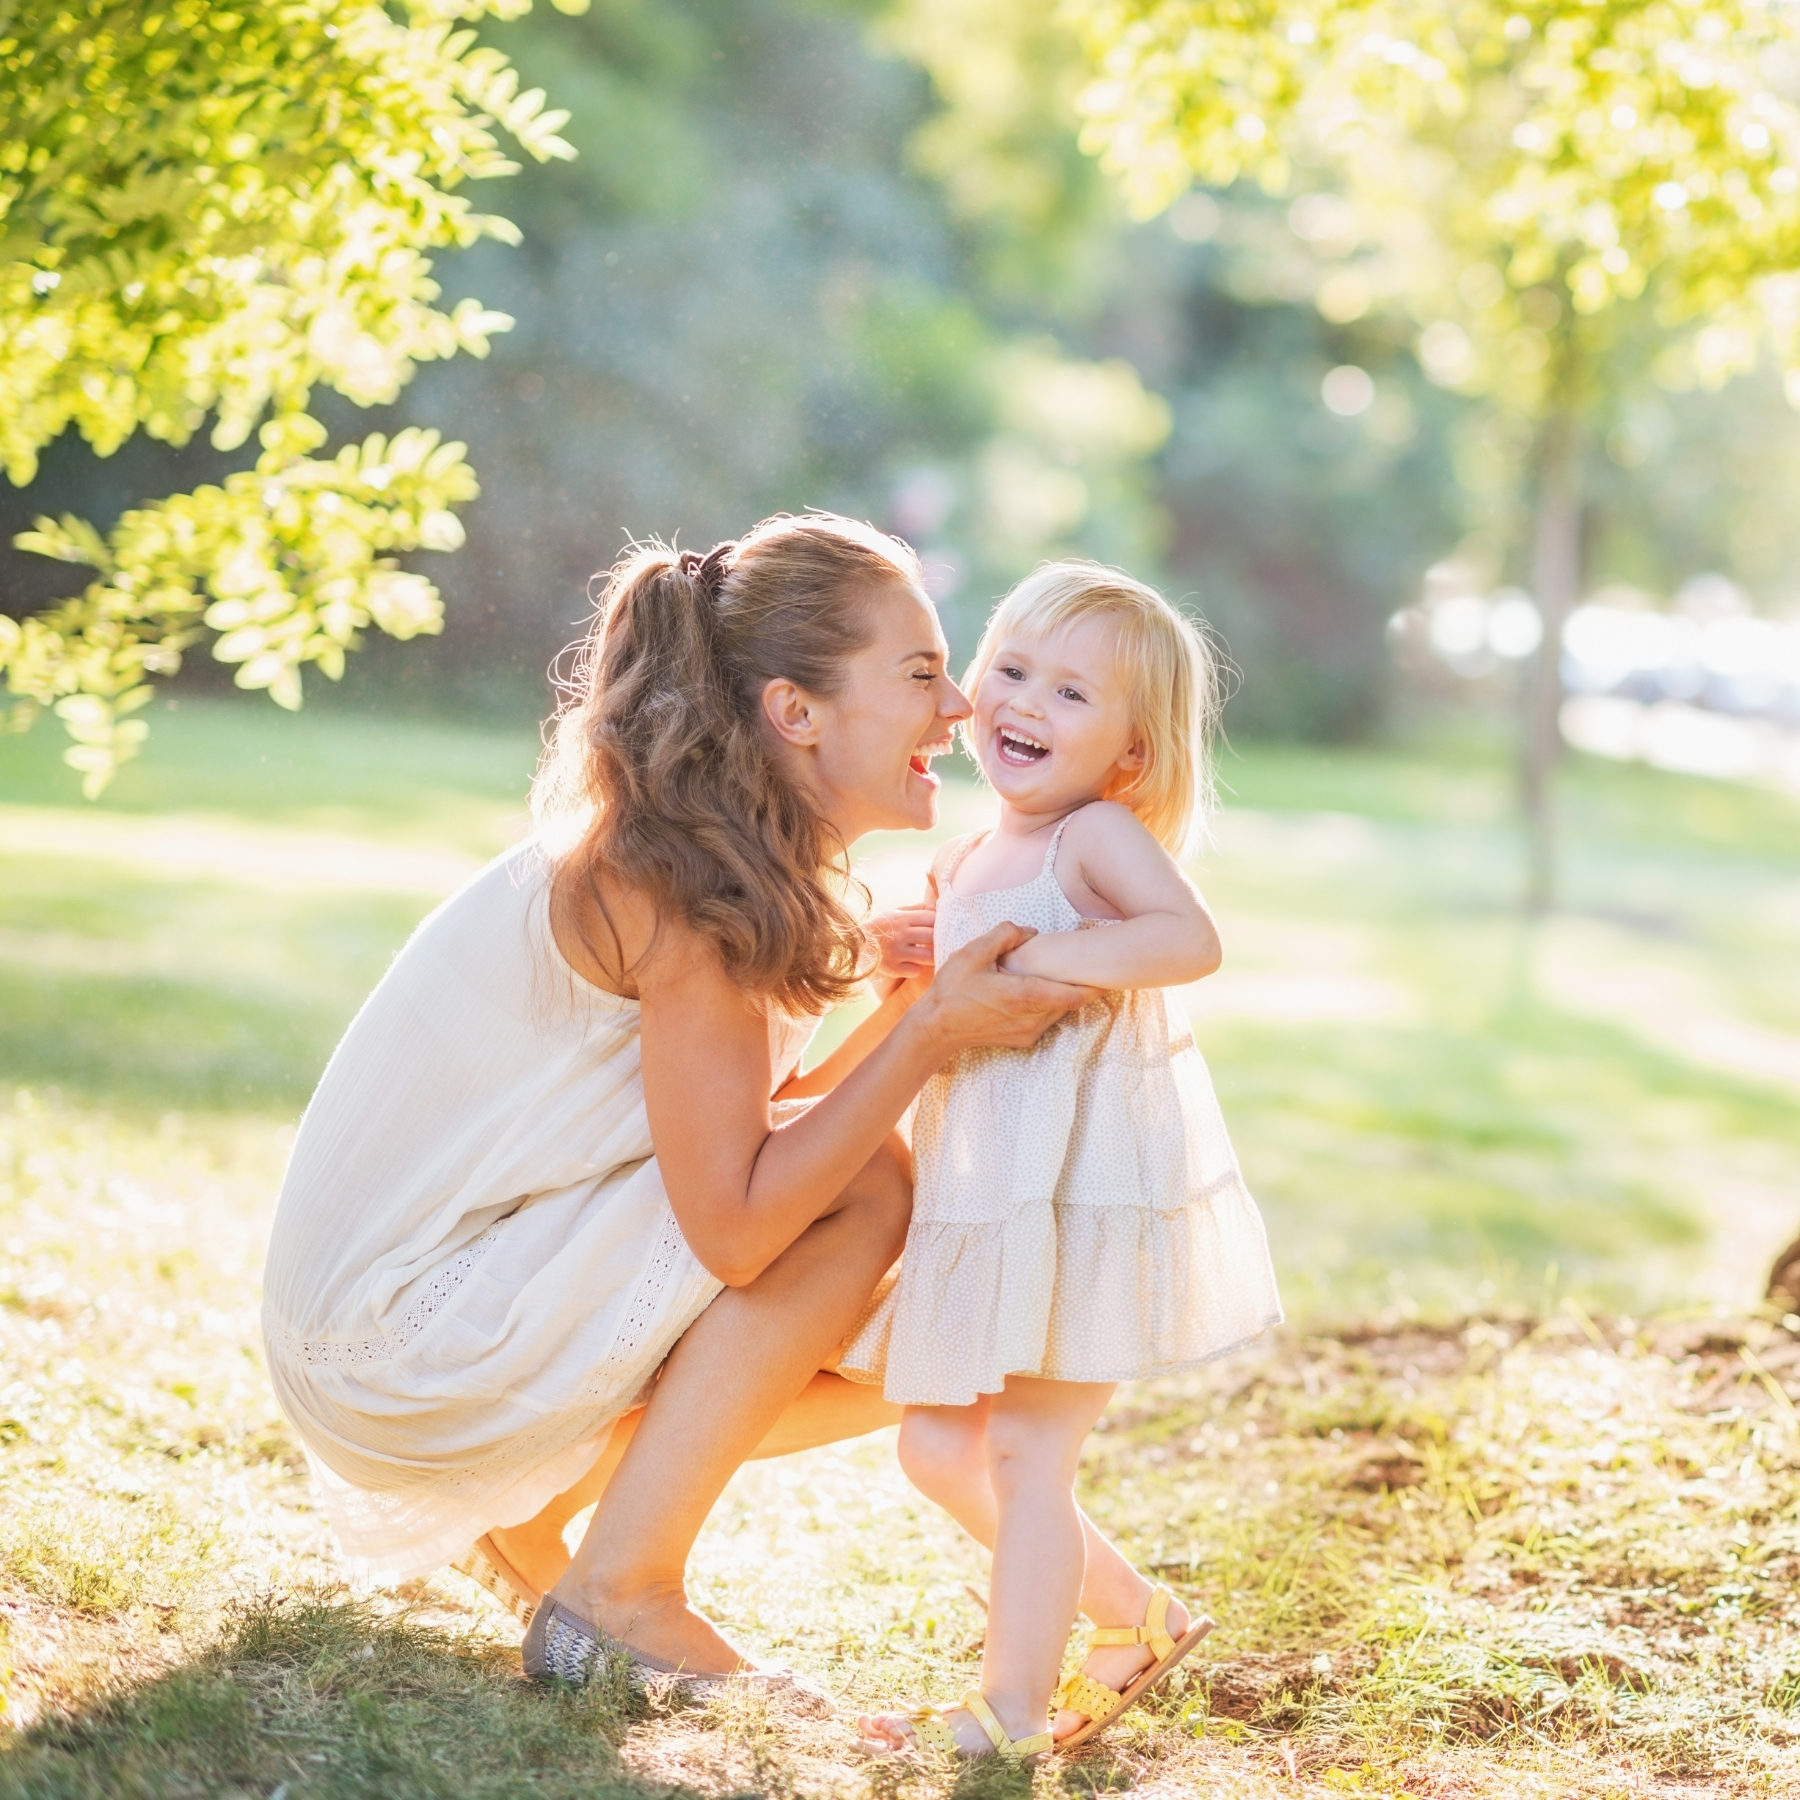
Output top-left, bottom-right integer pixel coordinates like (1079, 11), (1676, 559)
(840, 813), (1283, 1407)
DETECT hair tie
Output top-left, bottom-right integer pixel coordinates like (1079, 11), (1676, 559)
(678, 542), (734, 601)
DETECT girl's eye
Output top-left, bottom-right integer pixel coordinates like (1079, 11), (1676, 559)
(1058, 686), (1086, 703)
(1000, 665), (1024, 681)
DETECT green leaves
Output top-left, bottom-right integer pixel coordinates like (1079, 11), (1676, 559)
(5, 424), (476, 791)
(1064, 1), (1800, 416)
(0, 2), (574, 791)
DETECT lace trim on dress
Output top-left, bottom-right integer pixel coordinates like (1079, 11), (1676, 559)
(277, 1228), (503, 1368)
(593, 1207), (688, 1387)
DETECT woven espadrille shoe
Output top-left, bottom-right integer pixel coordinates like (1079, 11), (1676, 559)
(522, 1594), (833, 1717)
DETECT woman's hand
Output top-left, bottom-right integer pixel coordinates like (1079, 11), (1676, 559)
(636, 921), (1079, 1290)
(912, 921), (1093, 1056)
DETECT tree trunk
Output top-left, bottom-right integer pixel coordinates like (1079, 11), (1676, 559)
(1521, 414), (1583, 913)
(1768, 1233), (1800, 1313)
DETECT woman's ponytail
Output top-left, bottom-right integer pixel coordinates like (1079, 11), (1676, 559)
(534, 513), (923, 1015)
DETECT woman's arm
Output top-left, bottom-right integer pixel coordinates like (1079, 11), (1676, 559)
(781, 853), (949, 1097)
(775, 977), (925, 1101)
(627, 891), (1086, 1288)
(999, 802), (1222, 990)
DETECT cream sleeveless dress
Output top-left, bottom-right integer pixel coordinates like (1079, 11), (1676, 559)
(840, 816), (1282, 1406)
(261, 842), (812, 1583)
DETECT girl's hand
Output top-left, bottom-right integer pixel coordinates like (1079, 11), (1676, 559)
(866, 904), (936, 982)
(914, 921), (1093, 1055)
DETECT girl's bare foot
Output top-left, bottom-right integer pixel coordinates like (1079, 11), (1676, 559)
(859, 1689), (1047, 1757)
(1050, 1588), (1191, 1740)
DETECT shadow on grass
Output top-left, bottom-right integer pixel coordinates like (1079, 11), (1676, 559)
(0, 1595), (700, 1800)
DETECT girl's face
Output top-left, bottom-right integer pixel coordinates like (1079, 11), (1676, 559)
(971, 612), (1146, 818)
(777, 580), (970, 842)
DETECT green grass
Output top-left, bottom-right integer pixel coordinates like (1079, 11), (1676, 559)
(0, 692), (543, 846)
(3, 1079), (1797, 1796)
(4, 698), (1800, 1795)
(0, 701), (540, 1109)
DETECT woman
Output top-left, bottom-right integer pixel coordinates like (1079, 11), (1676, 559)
(261, 512), (1088, 1690)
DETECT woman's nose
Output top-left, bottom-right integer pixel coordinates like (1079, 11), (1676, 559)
(939, 675), (973, 721)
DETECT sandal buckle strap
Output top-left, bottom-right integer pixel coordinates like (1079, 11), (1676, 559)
(961, 1690), (1050, 1759)
(1080, 1586), (1179, 1661)
(1086, 1625), (1149, 1647)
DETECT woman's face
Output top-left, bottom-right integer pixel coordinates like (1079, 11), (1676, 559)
(764, 580), (970, 843)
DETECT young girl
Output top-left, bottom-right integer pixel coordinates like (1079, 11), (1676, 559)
(844, 561), (1282, 1760)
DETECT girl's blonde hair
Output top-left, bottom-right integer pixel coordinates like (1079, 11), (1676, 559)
(964, 560), (1220, 856)
(532, 512), (921, 1015)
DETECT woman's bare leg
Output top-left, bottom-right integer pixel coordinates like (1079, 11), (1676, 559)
(545, 1133), (911, 1673)
(487, 1412), (643, 1597)
(748, 1368), (900, 1458)
(490, 1373), (898, 1596)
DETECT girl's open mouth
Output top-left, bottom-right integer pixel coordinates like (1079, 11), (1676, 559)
(996, 727), (1049, 766)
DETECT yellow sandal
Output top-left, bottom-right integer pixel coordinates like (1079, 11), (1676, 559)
(871, 1689), (1053, 1762)
(1052, 1585), (1214, 1751)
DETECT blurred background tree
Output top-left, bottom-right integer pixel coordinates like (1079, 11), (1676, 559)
(7, 0), (1800, 800)
(0, 0), (586, 792)
(1065, 0), (1800, 901)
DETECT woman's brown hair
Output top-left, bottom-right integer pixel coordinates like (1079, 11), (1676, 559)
(532, 512), (922, 1015)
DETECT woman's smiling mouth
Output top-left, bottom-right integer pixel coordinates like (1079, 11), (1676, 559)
(909, 740), (951, 783)
(995, 727), (1050, 766)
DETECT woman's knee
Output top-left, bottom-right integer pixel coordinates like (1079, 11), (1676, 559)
(842, 1130), (911, 1256)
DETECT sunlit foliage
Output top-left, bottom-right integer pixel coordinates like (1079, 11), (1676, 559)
(1064, 1), (1800, 414)
(0, 0), (586, 791)
(1063, 1), (1800, 900)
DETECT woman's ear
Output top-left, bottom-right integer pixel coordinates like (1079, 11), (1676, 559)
(762, 677), (822, 748)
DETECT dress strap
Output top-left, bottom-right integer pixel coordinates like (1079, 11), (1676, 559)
(939, 831), (988, 888)
(1041, 805), (1091, 877)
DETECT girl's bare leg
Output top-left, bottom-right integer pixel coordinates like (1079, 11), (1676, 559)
(542, 1133), (911, 1674)
(893, 1396), (1192, 1737)
(490, 1372), (898, 1596)
(861, 1376), (1114, 1751)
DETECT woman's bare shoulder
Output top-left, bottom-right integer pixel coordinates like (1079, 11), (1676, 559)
(548, 863), (722, 1000)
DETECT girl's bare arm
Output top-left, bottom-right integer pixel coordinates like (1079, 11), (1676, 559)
(998, 802), (1221, 990)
